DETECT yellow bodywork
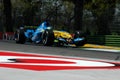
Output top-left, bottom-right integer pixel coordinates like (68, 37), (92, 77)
(53, 30), (73, 39)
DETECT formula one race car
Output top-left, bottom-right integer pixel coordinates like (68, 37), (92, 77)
(14, 21), (86, 47)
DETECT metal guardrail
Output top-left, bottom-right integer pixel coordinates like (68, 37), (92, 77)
(87, 35), (120, 47)
(2, 32), (14, 40)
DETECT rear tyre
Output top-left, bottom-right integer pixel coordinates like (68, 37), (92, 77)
(15, 29), (26, 44)
(42, 29), (54, 46)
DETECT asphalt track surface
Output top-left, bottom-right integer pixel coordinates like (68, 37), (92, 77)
(0, 40), (120, 80)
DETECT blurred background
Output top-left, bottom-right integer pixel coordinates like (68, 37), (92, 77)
(0, 0), (120, 46)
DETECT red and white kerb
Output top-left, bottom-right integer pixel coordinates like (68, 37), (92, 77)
(0, 51), (120, 71)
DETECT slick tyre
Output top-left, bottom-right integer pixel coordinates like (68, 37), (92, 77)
(74, 40), (86, 47)
(15, 29), (26, 44)
(42, 29), (54, 46)
(74, 31), (86, 47)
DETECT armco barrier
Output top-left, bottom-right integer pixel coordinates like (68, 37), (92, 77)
(86, 35), (105, 45)
(87, 35), (120, 47)
(105, 35), (120, 47)
(2, 32), (14, 40)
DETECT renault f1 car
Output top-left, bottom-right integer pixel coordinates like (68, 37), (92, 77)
(14, 21), (86, 47)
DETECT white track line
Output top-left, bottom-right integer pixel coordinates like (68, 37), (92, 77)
(84, 48), (120, 52)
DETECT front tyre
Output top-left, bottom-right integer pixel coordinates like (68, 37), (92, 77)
(74, 31), (86, 47)
(74, 40), (86, 47)
(42, 29), (54, 46)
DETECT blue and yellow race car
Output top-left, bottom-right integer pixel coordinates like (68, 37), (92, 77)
(14, 21), (86, 47)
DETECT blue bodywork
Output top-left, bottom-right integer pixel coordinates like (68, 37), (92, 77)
(24, 21), (49, 43)
(23, 21), (86, 46)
